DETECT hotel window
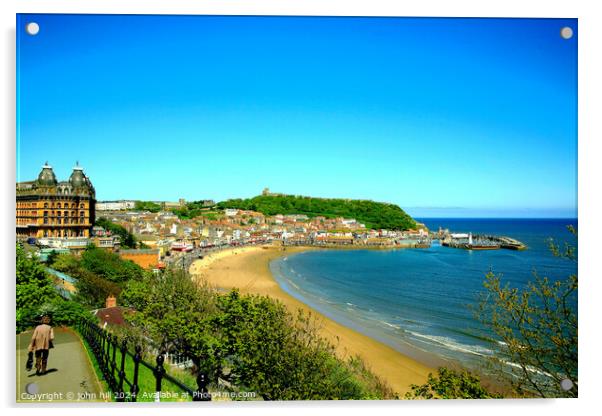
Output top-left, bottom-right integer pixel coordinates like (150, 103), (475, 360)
(64, 211), (68, 217)
(44, 203), (48, 208)
(57, 203), (61, 209)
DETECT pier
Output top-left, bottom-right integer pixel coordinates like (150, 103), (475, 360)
(479, 235), (527, 250)
(439, 231), (526, 251)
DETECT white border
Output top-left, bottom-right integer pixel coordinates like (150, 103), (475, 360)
(2, 1), (601, 416)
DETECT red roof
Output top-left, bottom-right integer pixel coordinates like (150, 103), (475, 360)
(94, 306), (130, 326)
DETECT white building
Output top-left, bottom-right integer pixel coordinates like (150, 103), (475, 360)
(96, 200), (136, 211)
(225, 209), (239, 217)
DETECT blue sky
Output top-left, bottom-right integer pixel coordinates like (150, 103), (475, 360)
(16, 15), (577, 217)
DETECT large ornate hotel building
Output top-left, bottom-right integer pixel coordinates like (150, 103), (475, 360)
(16, 163), (96, 239)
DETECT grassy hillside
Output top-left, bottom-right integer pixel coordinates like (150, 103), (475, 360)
(216, 194), (417, 230)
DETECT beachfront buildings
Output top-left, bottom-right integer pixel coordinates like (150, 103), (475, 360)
(16, 162), (96, 239)
(96, 205), (430, 256)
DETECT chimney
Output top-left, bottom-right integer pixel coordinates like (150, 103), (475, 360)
(105, 295), (117, 308)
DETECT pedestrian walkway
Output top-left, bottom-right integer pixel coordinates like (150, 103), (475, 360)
(16, 326), (105, 403)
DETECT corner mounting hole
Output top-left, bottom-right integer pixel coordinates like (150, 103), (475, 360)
(26, 22), (40, 36)
(560, 26), (573, 40)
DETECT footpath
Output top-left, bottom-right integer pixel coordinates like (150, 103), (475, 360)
(16, 326), (105, 403)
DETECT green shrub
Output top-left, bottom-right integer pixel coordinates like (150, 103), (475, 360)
(121, 272), (396, 400)
(405, 367), (500, 399)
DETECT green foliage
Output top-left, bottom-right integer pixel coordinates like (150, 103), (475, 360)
(171, 203), (221, 220)
(50, 246), (145, 308)
(476, 226), (578, 398)
(170, 206), (194, 220)
(50, 252), (82, 275)
(16, 244), (91, 332)
(121, 272), (395, 400)
(217, 194), (417, 230)
(121, 269), (222, 376)
(95, 217), (137, 248)
(16, 244), (56, 311)
(73, 269), (123, 308)
(19, 297), (91, 331)
(217, 290), (396, 400)
(80, 246), (145, 283)
(44, 298), (89, 326)
(134, 200), (162, 213)
(405, 367), (500, 399)
(16, 307), (43, 333)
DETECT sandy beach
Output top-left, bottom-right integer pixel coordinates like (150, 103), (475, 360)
(189, 245), (433, 396)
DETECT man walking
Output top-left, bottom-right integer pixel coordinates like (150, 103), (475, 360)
(27, 314), (54, 375)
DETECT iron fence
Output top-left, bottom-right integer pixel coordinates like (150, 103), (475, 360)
(77, 318), (210, 402)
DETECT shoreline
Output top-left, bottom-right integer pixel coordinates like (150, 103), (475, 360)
(189, 245), (434, 396)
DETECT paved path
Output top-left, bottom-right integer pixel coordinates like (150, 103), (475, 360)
(17, 327), (105, 403)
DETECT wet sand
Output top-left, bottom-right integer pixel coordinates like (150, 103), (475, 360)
(189, 245), (433, 396)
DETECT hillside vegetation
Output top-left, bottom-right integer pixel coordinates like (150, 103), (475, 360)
(217, 194), (417, 230)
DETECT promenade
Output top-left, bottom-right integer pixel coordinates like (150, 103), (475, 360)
(16, 327), (104, 403)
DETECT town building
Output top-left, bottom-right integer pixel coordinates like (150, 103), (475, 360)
(96, 200), (136, 211)
(16, 162), (96, 239)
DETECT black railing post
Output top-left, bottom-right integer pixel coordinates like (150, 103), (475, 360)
(117, 339), (127, 402)
(154, 352), (166, 402)
(110, 334), (119, 391)
(103, 331), (110, 380)
(130, 345), (142, 402)
(193, 371), (211, 401)
(100, 330), (106, 373)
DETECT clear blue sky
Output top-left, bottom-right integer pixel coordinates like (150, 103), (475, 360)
(17, 15), (577, 218)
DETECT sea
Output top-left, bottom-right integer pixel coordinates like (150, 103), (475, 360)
(270, 218), (578, 373)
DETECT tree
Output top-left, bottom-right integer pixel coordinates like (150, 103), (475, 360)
(80, 246), (145, 283)
(133, 200), (162, 213)
(476, 226), (578, 398)
(95, 217), (137, 248)
(216, 290), (396, 400)
(16, 244), (56, 311)
(73, 269), (123, 308)
(16, 244), (91, 332)
(50, 247), (144, 308)
(405, 367), (500, 399)
(120, 272), (396, 400)
(121, 269), (222, 377)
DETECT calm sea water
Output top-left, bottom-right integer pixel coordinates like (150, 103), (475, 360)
(270, 218), (578, 371)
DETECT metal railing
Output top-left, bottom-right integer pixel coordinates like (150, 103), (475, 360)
(77, 319), (210, 402)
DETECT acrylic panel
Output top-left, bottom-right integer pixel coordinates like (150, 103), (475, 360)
(16, 14), (577, 403)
